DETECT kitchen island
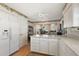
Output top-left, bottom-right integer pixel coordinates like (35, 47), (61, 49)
(30, 35), (79, 56)
(30, 35), (59, 56)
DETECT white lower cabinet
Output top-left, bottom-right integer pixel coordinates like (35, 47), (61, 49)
(39, 38), (48, 54)
(31, 37), (39, 52)
(31, 37), (78, 56)
(31, 37), (58, 55)
(59, 40), (77, 56)
(48, 39), (58, 55)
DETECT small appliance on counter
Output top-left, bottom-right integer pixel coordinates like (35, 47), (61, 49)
(57, 24), (63, 35)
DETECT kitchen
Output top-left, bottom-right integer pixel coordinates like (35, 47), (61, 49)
(29, 3), (79, 56)
(0, 3), (79, 56)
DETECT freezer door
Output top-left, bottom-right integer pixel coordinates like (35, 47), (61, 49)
(0, 39), (9, 56)
(0, 28), (9, 56)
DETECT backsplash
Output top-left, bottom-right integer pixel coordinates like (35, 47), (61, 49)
(66, 27), (79, 38)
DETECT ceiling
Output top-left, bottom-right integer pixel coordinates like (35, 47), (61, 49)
(5, 3), (65, 22)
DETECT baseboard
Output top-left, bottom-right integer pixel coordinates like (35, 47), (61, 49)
(9, 50), (19, 56)
(31, 51), (52, 56)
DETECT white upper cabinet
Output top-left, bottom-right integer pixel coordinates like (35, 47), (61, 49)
(73, 4), (79, 26)
(63, 4), (79, 28)
(63, 4), (73, 28)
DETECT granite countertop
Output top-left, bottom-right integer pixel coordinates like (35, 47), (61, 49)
(31, 35), (58, 39)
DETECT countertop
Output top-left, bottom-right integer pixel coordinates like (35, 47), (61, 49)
(31, 35), (57, 39)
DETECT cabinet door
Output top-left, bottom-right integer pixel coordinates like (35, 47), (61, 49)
(19, 17), (28, 48)
(64, 5), (73, 28)
(48, 39), (58, 56)
(39, 38), (48, 54)
(59, 40), (66, 56)
(0, 11), (9, 56)
(31, 37), (39, 52)
(59, 40), (77, 56)
(9, 15), (20, 54)
(73, 4), (79, 26)
(19, 18), (24, 48)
